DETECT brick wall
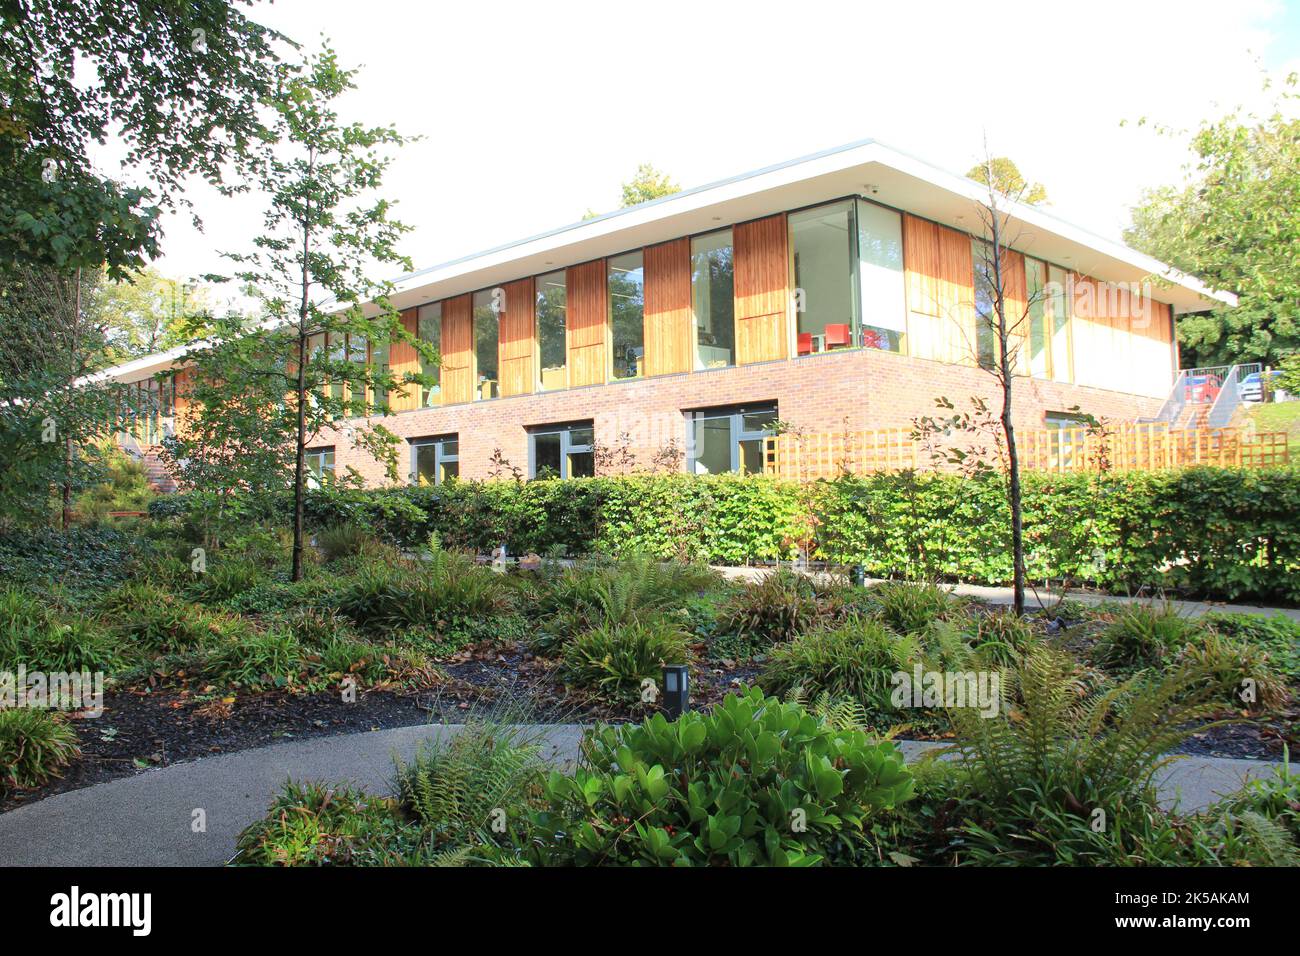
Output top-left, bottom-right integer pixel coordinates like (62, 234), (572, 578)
(312, 347), (1164, 485)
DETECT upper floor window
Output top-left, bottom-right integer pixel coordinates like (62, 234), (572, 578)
(418, 302), (441, 407)
(855, 199), (906, 352)
(972, 239), (998, 371)
(530, 422), (594, 479)
(473, 288), (499, 400)
(370, 338), (389, 410)
(691, 229), (735, 369)
(1047, 264), (1072, 383)
(609, 251), (645, 380)
(411, 435), (458, 485)
(1026, 257), (1050, 380)
(305, 446), (335, 488)
(536, 271), (567, 391)
(686, 403), (777, 475)
(790, 200), (855, 355)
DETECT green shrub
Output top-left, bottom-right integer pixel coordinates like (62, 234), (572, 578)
(232, 781), (418, 866)
(1203, 612), (1300, 681)
(935, 647), (1226, 865)
(870, 581), (958, 635)
(335, 552), (513, 639)
(759, 618), (918, 725)
(1090, 604), (1204, 672)
(0, 708), (81, 793)
(713, 570), (821, 657)
(560, 619), (688, 703)
(315, 524), (379, 563)
(114, 597), (223, 655)
(523, 688), (914, 866)
(967, 611), (1041, 668)
(206, 628), (305, 690)
(187, 559), (265, 605)
(395, 723), (545, 858)
(0, 587), (121, 672)
(277, 606), (356, 649)
(1175, 632), (1289, 713)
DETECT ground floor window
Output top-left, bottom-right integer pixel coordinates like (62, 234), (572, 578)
(686, 403), (778, 475)
(1044, 411), (1089, 470)
(305, 446), (335, 487)
(411, 435), (459, 485)
(529, 422), (594, 479)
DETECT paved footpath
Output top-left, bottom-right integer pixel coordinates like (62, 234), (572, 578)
(0, 723), (1286, 867)
(714, 567), (1300, 622)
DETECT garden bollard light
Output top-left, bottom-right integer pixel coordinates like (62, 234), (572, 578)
(850, 564), (866, 587)
(662, 664), (689, 719)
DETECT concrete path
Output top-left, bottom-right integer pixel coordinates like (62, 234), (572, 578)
(0, 723), (1286, 867)
(714, 567), (1300, 622)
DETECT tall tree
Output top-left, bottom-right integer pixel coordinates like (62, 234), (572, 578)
(1125, 73), (1299, 367)
(193, 44), (431, 580)
(965, 156), (1048, 206)
(584, 162), (680, 219)
(95, 267), (216, 362)
(0, 0), (288, 279)
(0, 264), (128, 527)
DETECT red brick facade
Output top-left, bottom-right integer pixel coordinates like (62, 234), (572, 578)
(313, 346), (1164, 485)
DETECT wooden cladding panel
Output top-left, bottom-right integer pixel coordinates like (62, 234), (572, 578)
(440, 294), (474, 405)
(643, 238), (693, 377)
(499, 278), (535, 397)
(1000, 249), (1029, 376)
(903, 215), (975, 365)
(387, 308), (420, 412)
(1069, 275), (1173, 399)
(734, 215), (788, 364)
(567, 260), (607, 387)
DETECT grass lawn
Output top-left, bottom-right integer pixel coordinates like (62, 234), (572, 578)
(1246, 399), (1300, 456)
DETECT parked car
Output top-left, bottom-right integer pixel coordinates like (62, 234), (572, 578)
(1237, 370), (1282, 403)
(1184, 373), (1222, 403)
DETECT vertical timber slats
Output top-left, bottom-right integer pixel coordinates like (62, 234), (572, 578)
(643, 238), (692, 376)
(734, 214), (789, 364)
(903, 214), (975, 366)
(567, 261), (607, 387)
(498, 278), (535, 397)
(387, 308), (420, 411)
(440, 294), (474, 405)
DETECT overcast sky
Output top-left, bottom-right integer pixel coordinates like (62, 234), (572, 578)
(128, 0), (1300, 287)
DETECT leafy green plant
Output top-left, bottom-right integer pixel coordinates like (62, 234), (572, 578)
(1174, 632), (1288, 713)
(936, 646), (1227, 865)
(869, 581), (958, 635)
(0, 587), (121, 672)
(759, 617), (919, 726)
(1090, 604), (1204, 672)
(713, 570), (821, 657)
(560, 619), (688, 704)
(187, 558), (265, 605)
(1203, 611), (1300, 681)
(967, 610), (1041, 668)
(113, 596), (224, 655)
(0, 708), (81, 794)
(205, 628), (305, 690)
(314, 524), (379, 563)
(523, 688), (914, 866)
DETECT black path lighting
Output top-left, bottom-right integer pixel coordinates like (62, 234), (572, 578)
(850, 564), (866, 588)
(662, 664), (689, 719)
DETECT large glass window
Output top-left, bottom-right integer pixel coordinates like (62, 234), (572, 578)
(411, 435), (459, 485)
(691, 229), (735, 369)
(529, 422), (594, 479)
(855, 200), (906, 352)
(790, 201), (855, 355)
(328, 332), (346, 401)
(370, 338), (389, 410)
(348, 334), (367, 406)
(1025, 257), (1049, 379)
(535, 271), (567, 391)
(608, 251), (645, 380)
(686, 403), (777, 475)
(305, 446), (335, 488)
(417, 302), (441, 407)
(473, 289), (499, 400)
(1048, 264), (1072, 382)
(972, 239), (997, 370)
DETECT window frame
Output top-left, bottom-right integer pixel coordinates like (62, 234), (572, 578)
(685, 402), (778, 475)
(410, 434), (459, 485)
(305, 446), (336, 488)
(527, 421), (595, 480)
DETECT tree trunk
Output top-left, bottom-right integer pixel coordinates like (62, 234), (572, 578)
(1002, 374), (1025, 616)
(291, 207), (311, 582)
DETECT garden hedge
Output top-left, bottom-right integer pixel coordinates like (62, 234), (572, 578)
(149, 467), (1300, 603)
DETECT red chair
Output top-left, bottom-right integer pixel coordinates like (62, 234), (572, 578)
(825, 324), (851, 349)
(797, 332), (813, 355)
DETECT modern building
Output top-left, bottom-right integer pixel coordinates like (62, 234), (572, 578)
(97, 139), (1233, 488)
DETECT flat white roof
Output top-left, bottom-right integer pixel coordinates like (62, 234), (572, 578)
(92, 138), (1235, 384)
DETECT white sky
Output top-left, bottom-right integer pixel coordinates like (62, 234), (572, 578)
(127, 0), (1300, 288)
